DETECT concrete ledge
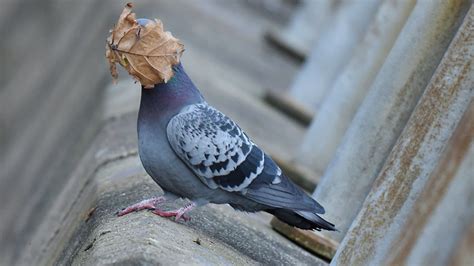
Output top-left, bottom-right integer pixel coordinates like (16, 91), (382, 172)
(69, 157), (326, 265)
(19, 112), (138, 265)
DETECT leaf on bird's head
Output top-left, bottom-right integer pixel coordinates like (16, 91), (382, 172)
(105, 3), (185, 88)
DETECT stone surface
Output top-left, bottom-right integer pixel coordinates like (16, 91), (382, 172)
(71, 159), (325, 265)
(332, 7), (474, 264)
(397, 115), (474, 266)
(312, 0), (470, 242)
(19, 112), (139, 265)
(450, 220), (474, 266)
(0, 0), (117, 264)
(296, 0), (416, 174)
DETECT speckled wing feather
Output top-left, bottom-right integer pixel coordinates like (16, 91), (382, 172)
(167, 102), (325, 213)
(167, 103), (271, 192)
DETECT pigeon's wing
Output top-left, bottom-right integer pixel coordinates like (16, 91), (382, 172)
(167, 103), (323, 212)
(167, 102), (266, 191)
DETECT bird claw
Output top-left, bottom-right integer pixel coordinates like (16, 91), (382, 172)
(117, 196), (166, 216)
(151, 202), (196, 222)
(151, 209), (190, 221)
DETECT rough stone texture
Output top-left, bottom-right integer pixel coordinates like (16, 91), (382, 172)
(19, 112), (139, 266)
(312, 0), (470, 242)
(297, 0), (416, 174)
(450, 220), (474, 266)
(397, 109), (474, 266)
(0, 0), (116, 264)
(332, 7), (474, 264)
(288, 0), (381, 112)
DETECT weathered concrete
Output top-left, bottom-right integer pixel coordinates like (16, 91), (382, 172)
(67, 156), (326, 265)
(312, 0), (470, 242)
(449, 219), (474, 266)
(265, 0), (334, 60)
(334, 101), (474, 265)
(296, 0), (416, 173)
(394, 116), (474, 266)
(288, 0), (381, 112)
(0, 0), (116, 264)
(19, 112), (139, 266)
(332, 7), (474, 264)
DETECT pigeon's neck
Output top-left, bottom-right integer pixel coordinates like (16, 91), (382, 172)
(139, 63), (204, 122)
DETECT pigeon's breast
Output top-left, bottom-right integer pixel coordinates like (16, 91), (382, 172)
(137, 121), (217, 200)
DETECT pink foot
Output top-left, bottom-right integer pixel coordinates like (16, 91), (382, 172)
(151, 202), (196, 222)
(117, 196), (166, 216)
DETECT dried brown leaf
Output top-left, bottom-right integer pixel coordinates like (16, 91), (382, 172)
(105, 3), (185, 87)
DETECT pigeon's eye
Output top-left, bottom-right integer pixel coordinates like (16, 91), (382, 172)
(136, 18), (152, 26)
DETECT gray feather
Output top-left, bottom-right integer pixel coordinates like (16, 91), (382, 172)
(167, 103), (262, 191)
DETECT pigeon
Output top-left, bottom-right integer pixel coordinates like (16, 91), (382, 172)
(115, 17), (335, 231)
(116, 62), (336, 231)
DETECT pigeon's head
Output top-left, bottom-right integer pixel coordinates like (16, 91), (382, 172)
(106, 4), (184, 88)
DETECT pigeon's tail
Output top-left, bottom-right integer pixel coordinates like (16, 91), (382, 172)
(268, 208), (336, 231)
(244, 171), (337, 231)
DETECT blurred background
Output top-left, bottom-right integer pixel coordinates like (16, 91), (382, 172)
(0, 0), (472, 265)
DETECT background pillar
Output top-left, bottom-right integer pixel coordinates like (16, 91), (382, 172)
(331, 7), (473, 264)
(312, 0), (470, 242)
(295, 0), (416, 174)
(287, 0), (381, 113)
